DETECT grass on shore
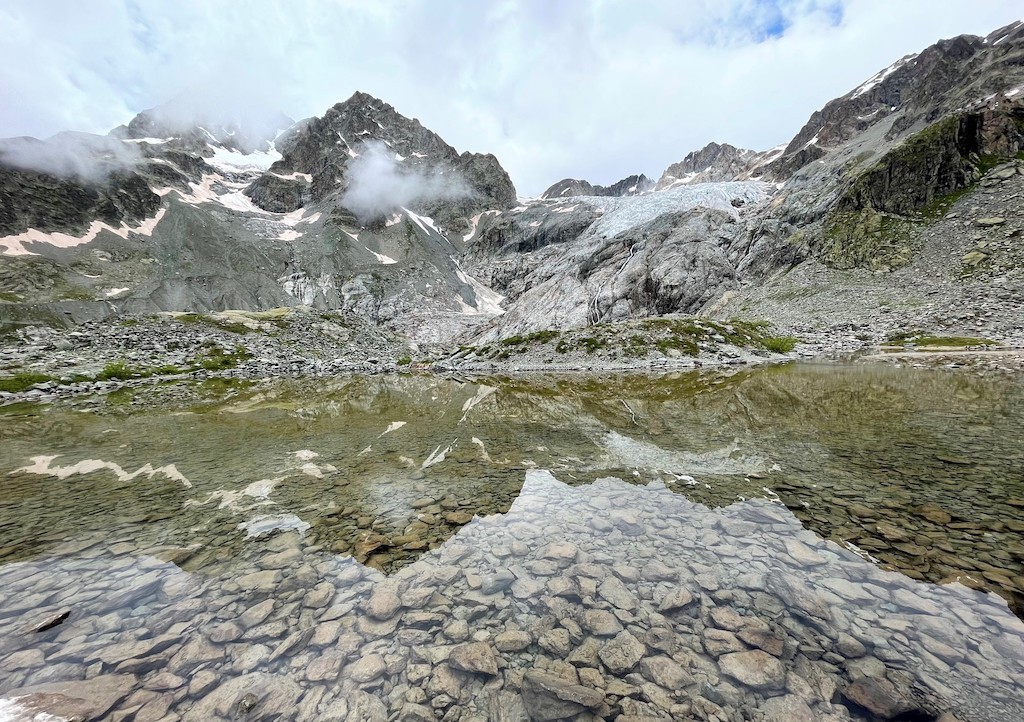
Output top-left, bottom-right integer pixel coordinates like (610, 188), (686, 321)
(886, 332), (998, 347)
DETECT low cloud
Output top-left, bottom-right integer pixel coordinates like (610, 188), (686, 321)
(0, 131), (142, 182)
(340, 140), (473, 222)
(136, 93), (293, 153)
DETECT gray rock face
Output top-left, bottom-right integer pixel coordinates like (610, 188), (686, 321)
(0, 90), (517, 343)
(0, 155), (163, 238)
(541, 173), (654, 199)
(656, 142), (766, 189)
(467, 195), (763, 341)
(259, 91), (516, 221)
(245, 173), (310, 213)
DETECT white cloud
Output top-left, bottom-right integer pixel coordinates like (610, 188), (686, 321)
(0, 1), (1020, 195)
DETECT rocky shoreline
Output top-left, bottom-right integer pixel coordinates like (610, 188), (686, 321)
(2, 306), (1023, 408)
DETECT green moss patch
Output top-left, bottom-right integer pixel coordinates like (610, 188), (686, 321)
(197, 345), (252, 371)
(886, 332), (998, 348)
(0, 372), (54, 393)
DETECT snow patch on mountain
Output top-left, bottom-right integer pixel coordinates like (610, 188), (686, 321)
(454, 260), (505, 315)
(0, 208), (167, 256)
(850, 53), (917, 99)
(208, 143), (283, 172)
(463, 210), (501, 242)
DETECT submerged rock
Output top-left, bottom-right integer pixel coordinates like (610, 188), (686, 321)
(521, 669), (605, 721)
(448, 642), (499, 676)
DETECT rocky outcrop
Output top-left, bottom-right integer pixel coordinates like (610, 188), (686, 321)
(114, 102), (293, 154)
(656, 142), (763, 189)
(0, 162), (161, 237)
(597, 173), (654, 196)
(0, 91), (517, 336)
(244, 174), (310, 213)
(540, 174), (653, 199)
(769, 24), (1024, 179)
(819, 106), (1024, 269)
(465, 182), (769, 340)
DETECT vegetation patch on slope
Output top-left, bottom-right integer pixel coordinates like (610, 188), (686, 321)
(452, 317), (797, 368)
(885, 331), (998, 348)
(821, 110), (1024, 270)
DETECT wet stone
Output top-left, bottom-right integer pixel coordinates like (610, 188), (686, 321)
(737, 626), (785, 657)
(657, 587), (695, 612)
(540, 541), (578, 562)
(187, 671), (302, 720)
(261, 548), (302, 569)
(208, 622), (242, 643)
(639, 655), (693, 689)
(598, 577), (637, 611)
(304, 580), (334, 608)
(582, 609), (623, 637)
(495, 630), (532, 652)
(306, 650), (344, 681)
(167, 637), (225, 675)
(842, 677), (918, 719)
(444, 619), (470, 642)
(364, 588), (403, 620)
(598, 630), (645, 674)
(836, 632), (867, 658)
(448, 642), (498, 676)
(566, 637), (603, 667)
(347, 654), (387, 683)
(704, 629), (746, 657)
(521, 669), (605, 722)
(718, 650), (787, 691)
(760, 694), (815, 722)
(539, 628), (573, 657)
(236, 570), (281, 592)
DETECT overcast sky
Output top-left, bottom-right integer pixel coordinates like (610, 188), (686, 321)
(1, 1), (1021, 195)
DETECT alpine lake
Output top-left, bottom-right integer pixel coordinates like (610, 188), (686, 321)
(0, 362), (1022, 722)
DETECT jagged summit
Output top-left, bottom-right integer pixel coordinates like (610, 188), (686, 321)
(985, 20), (1024, 45)
(768, 24), (1024, 178)
(655, 142), (771, 189)
(246, 90), (516, 225)
(540, 173), (654, 199)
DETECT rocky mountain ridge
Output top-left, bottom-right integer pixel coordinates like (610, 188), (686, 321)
(655, 142), (782, 190)
(2, 21), (1024, 362)
(0, 92), (520, 345)
(540, 174), (655, 199)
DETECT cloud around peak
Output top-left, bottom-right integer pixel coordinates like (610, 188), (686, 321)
(340, 140), (473, 223)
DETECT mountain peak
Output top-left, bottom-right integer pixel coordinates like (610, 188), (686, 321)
(540, 173), (654, 199)
(655, 142), (761, 189)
